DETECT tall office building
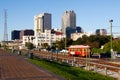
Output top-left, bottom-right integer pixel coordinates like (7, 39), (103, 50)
(62, 10), (76, 34)
(11, 30), (20, 40)
(20, 29), (34, 40)
(34, 13), (52, 36)
(96, 29), (107, 36)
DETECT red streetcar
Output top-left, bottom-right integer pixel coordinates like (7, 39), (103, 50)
(68, 45), (91, 57)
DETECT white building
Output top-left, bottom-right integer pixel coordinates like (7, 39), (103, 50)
(35, 29), (51, 48)
(22, 36), (35, 45)
(71, 32), (91, 41)
(62, 10), (76, 34)
(35, 29), (65, 48)
(22, 29), (65, 48)
(34, 13), (52, 36)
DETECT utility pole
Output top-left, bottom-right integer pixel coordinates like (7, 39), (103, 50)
(109, 19), (113, 59)
(65, 29), (67, 50)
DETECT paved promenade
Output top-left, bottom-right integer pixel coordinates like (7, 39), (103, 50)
(0, 50), (65, 80)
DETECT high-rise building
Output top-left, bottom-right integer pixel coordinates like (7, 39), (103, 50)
(96, 29), (107, 35)
(62, 10), (76, 34)
(20, 29), (34, 40)
(11, 30), (20, 40)
(34, 13), (52, 36)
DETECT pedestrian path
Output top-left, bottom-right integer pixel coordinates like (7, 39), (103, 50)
(0, 50), (65, 80)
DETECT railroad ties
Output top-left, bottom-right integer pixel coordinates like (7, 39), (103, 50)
(26, 50), (120, 79)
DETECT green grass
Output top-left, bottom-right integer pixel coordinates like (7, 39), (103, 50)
(28, 58), (115, 80)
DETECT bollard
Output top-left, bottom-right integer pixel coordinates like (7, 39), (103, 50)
(28, 53), (33, 59)
(99, 54), (101, 58)
(75, 62), (79, 67)
(72, 60), (74, 66)
(62, 59), (64, 62)
(104, 67), (107, 76)
(94, 65), (96, 72)
(18, 50), (21, 55)
(118, 70), (120, 80)
(51, 53), (53, 60)
(85, 63), (88, 70)
(66, 59), (69, 63)
(74, 57), (76, 62)
(87, 65), (90, 71)
(12, 49), (14, 53)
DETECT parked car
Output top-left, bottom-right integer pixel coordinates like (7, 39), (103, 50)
(116, 53), (120, 57)
(60, 49), (68, 53)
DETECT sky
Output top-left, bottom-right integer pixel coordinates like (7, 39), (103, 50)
(0, 0), (120, 41)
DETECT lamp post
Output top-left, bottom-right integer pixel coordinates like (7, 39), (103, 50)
(109, 19), (113, 59)
(65, 31), (67, 50)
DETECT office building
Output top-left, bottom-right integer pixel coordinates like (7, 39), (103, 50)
(62, 10), (76, 34)
(20, 29), (34, 40)
(34, 13), (52, 36)
(11, 30), (20, 40)
(66, 26), (83, 38)
(96, 29), (107, 35)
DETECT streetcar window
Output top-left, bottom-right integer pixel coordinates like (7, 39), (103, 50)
(74, 48), (77, 51)
(78, 48), (80, 51)
(71, 48), (74, 51)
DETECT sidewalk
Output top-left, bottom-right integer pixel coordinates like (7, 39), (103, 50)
(0, 50), (65, 80)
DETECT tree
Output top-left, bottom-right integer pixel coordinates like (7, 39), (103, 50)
(2, 44), (7, 50)
(55, 39), (65, 50)
(41, 43), (49, 49)
(103, 40), (120, 53)
(66, 38), (73, 47)
(25, 42), (34, 50)
(52, 38), (72, 50)
(85, 35), (110, 48)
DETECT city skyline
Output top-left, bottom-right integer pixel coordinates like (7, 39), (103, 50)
(0, 0), (120, 41)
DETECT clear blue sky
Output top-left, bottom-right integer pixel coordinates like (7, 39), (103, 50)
(0, 0), (120, 41)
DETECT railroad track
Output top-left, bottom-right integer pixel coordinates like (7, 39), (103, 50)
(7, 49), (120, 79)
(25, 50), (120, 72)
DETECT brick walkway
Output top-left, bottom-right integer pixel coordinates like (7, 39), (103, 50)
(0, 50), (65, 80)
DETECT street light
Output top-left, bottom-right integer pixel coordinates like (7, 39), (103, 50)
(109, 19), (113, 59)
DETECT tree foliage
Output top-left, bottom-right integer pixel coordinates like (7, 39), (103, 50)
(52, 35), (110, 50)
(73, 35), (110, 48)
(52, 38), (73, 50)
(41, 43), (49, 49)
(25, 42), (34, 50)
(53, 38), (65, 50)
(0, 44), (1, 48)
(103, 40), (120, 52)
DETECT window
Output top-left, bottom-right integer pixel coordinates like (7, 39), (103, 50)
(78, 48), (80, 51)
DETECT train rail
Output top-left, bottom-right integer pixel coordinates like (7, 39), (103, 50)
(20, 49), (120, 79)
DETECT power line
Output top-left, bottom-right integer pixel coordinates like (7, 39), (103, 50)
(107, 32), (120, 34)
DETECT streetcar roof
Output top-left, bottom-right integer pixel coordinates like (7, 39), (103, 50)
(69, 45), (90, 48)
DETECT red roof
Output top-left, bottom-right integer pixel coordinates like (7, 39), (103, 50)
(69, 45), (90, 48)
(56, 32), (62, 35)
